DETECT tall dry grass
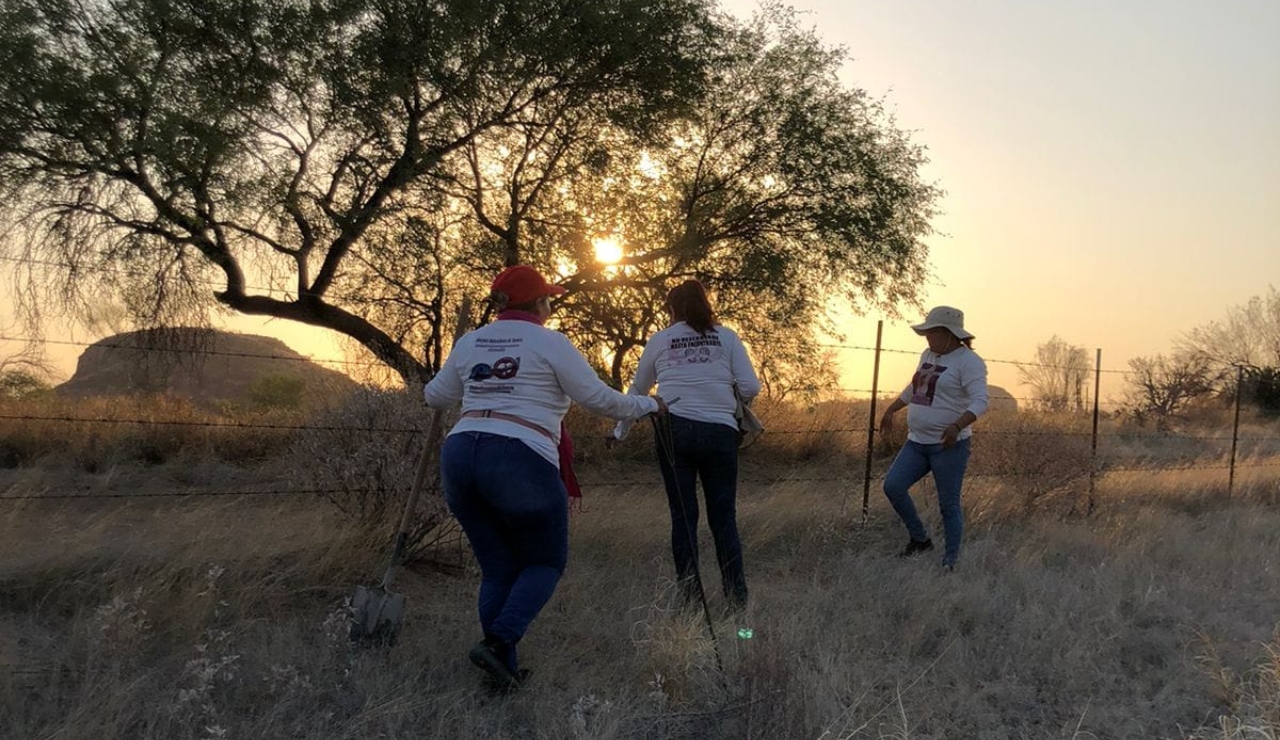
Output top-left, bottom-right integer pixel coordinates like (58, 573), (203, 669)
(0, 393), (304, 471)
(3, 460), (1279, 738)
(2, 391), (1278, 738)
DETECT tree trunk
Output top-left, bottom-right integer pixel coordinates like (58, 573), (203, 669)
(216, 291), (428, 386)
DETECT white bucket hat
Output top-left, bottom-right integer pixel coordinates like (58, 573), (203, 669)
(911, 305), (974, 340)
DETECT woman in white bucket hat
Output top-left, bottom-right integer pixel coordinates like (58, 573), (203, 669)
(878, 306), (989, 570)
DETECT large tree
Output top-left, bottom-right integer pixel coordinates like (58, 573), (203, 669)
(438, 6), (939, 386)
(0, 0), (717, 382)
(1, 0), (938, 388)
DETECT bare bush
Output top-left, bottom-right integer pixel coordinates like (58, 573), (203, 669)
(970, 411), (1095, 514)
(283, 387), (457, 558)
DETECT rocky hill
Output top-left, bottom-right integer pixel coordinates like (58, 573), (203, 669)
(988, 385), (1018, 412)
(56, 328), (358, 407)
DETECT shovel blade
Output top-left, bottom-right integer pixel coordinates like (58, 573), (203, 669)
(349, 584), (407, 646)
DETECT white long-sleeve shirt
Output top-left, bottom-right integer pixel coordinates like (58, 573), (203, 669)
(899, 346), (989, 444)
(615, 322), (760, 438)
(423, 318), (659, 466)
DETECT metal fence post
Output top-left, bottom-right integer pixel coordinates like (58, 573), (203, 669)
(861, 320), (884, 524)
(1088, 348), (1102, 514)
(1229, 365), (1243, 498)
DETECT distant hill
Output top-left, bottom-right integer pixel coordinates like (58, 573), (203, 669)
(56, 328), (358, 407)
(988, 384), (1018, 412)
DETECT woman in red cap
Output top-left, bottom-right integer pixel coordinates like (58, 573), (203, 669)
(423, 265), (666, 690)
(878, 306), (989, 571)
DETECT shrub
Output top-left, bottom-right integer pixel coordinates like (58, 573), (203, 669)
(1244, 366), (1280, 417)
(246, 374), (306, 411)
(283, 387), (457, 560)
(0, 368), (51, 399)
(970, 410), (1095, 514)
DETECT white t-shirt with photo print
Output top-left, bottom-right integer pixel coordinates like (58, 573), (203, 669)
(898, 345), (989, 444)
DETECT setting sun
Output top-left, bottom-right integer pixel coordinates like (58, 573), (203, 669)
(592, 237), (624, 265)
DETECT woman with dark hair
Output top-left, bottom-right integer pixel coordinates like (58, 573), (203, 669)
(423, 265), (667, 690)
(878, 305), (989, 571)
(615, 279), (761, 611)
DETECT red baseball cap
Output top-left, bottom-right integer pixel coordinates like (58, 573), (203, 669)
(491, 265), (566, 306)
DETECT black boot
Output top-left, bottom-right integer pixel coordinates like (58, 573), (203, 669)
(897, 537), (934, 558)
(468, 635), (521, 691)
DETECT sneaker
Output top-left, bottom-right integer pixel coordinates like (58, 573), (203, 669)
(468, 640), (520, 690)
(897, 538), (934, 558)
(942, 562), (957, 573)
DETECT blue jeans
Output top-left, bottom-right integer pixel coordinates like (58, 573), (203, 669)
(883, 438), (971, 566)
(441, 432), (568, 672)
(654, 415), (748, 605)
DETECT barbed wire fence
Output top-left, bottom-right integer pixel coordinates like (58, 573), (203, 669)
(1, 322), (1277, 511)
(820, 323), (1275, 518)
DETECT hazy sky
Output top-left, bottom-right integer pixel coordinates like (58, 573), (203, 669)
(718, 0), (1280, 400)
(7, 0), (1278, 405)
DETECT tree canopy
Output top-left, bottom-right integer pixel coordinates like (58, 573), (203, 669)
(1, 0), (938, 388)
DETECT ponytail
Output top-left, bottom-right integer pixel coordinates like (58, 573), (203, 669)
(665, 279), (717, 334)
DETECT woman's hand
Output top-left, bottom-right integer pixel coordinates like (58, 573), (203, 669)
(941, 423), (960, 448)
(651, 395), (669, 415)
(878, 399), (905, 435)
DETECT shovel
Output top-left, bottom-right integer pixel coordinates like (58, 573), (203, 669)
(349, 410), (444, 646)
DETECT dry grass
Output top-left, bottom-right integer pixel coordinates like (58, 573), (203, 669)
(0, 393), (304, 470)
(2, 453), (1279, 739)
(1, 393), (1279, 739)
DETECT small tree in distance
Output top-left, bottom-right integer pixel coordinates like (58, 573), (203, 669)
(1178, 287), (1280, 378)
(1123, 352), (1214, 427)
(0, 368), (50, 399)
(1243, 366), (1280, 417)
(1178, 287), (1280, 414)
(0, 328), (55, 399)
(1019, 336), (1091, 412)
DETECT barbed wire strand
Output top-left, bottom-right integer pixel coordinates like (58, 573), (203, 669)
(0, 412), (421, 436)
(813, 341), (1139, 375)
(6, 330), (1152, 377)
(3, 411), (1279, 444)
(4, 459), (1277, 501)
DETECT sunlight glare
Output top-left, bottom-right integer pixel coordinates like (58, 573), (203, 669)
(553, 258), (575, 279)
(593, 237), (624, 265)
(637, 151), (663, 179)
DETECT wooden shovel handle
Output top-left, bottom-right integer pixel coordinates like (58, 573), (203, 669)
(381, 410), (444, 588)
(382, 299), (471, 587)
(397, 411), (443, 537)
